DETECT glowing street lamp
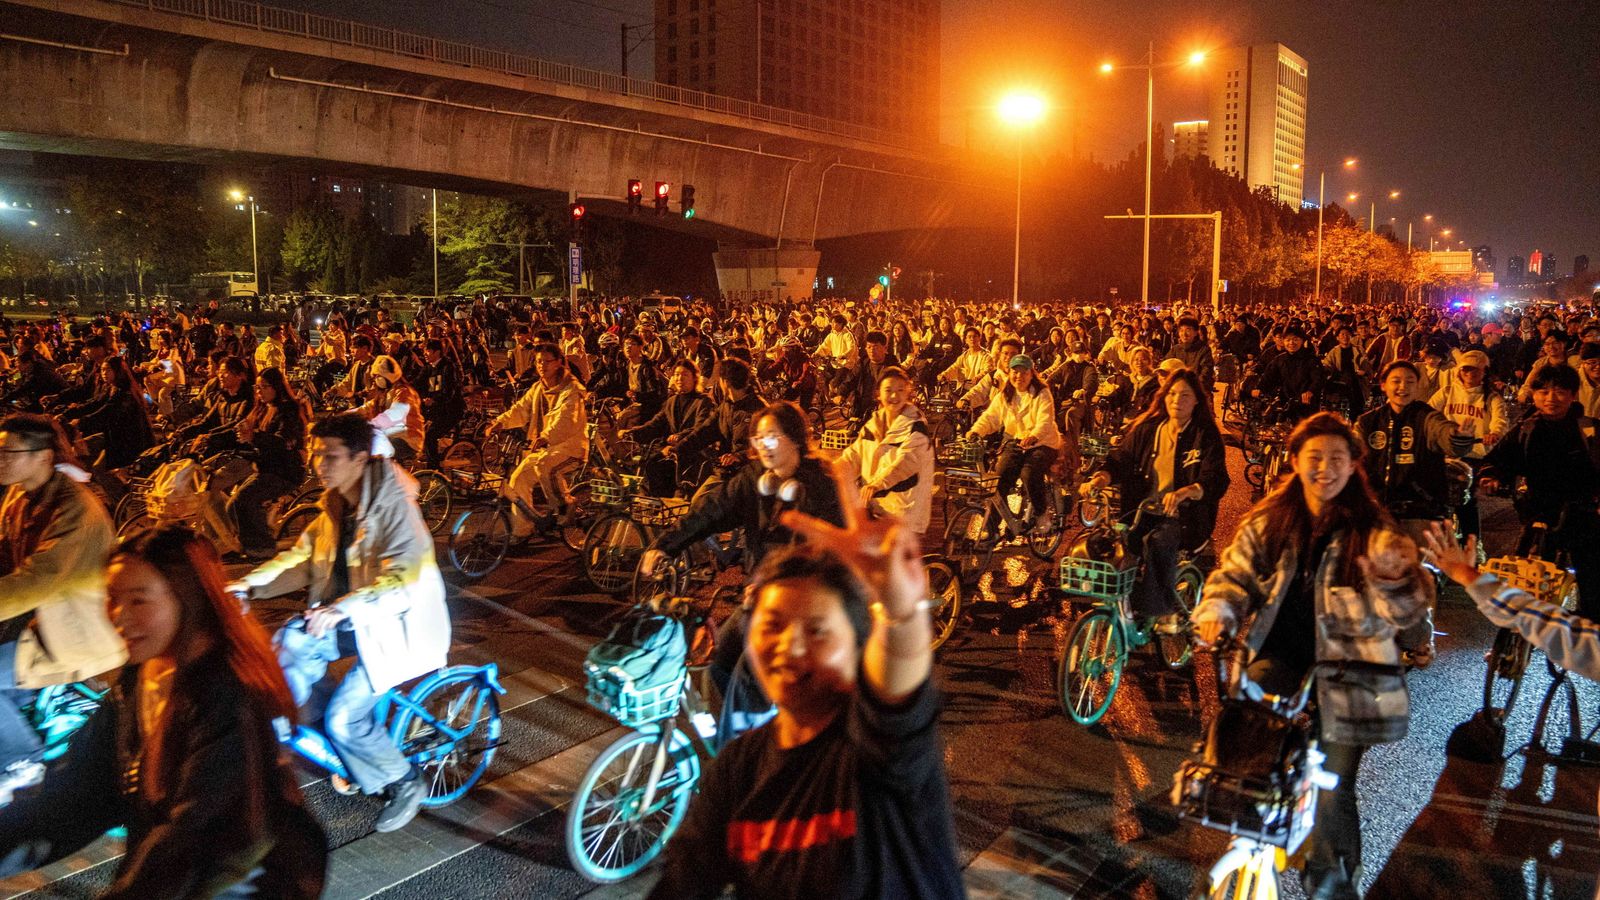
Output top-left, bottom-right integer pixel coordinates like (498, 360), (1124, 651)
(227, 188), (261, 299)
(1100, 45), (1207, 304)
(997, 91), (1047, 307)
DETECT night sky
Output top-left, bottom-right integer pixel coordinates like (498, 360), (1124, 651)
(282, 0), (1600, 275)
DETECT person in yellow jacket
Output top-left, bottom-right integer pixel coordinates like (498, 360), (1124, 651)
(485, 343), (589, 536)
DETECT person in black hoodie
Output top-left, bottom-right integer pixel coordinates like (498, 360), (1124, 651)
(1354, 361), (1475, 547)
(212, 367), (309, 560)
(1083, 368), (1229, 619)
(623, 358), (714, 496)
(1252, 327), (1324, 423)
(0, 526), (326, 898)
(417, 338), (465, 469)
(69, 358), (155, 471)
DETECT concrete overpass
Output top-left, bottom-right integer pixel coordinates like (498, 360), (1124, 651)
(0, 0), (992, 300)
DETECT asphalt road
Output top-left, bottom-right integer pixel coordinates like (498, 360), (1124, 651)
(2, 443), (1597, 899)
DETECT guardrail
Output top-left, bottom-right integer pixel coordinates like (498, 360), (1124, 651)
(108, 0), (914, 149)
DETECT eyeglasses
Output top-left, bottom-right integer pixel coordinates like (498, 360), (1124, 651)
(750, 434), (784, 451)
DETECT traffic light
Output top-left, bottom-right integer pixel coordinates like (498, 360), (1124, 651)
(568, 202), (586, 240)
(891, 266), (902, 280)
(654, 181), (670, 216)
(627, 179), (642, 214)
(680, 184), (696, 219)
(878, 274), (890, 287)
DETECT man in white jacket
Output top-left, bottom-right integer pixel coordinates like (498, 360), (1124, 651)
(234, 413), (450, 834)
(967, 354), (1064, 533)
(837, 367), (935, 535)
(486, 343), (589, 536)
(1430, 349), (1507, 546)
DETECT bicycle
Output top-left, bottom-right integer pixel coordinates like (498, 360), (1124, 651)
(565, 598), (721, 883)
(1075, 432), (1118, 529)
(1241, 421), (1290, 498)
(1173, 643), (1403, 900)
(278, 616), (505, 807)
(942, 438), (1069, 583)
(1056, 494), (1207, 726)
(1480, 518), (1578, 732)
(581, 494), (693, 595)
(446, 439), (595, 579)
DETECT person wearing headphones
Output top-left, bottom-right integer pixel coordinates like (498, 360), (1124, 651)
(638, 401), (845, 736)
(836, 366), (935, 536)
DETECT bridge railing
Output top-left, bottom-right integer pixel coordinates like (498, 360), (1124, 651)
(110, 0), (915, 149)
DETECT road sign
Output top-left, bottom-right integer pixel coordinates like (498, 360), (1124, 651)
(568, 244), (583, 285)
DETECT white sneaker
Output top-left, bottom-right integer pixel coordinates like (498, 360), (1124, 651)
(0, 760), (46, 807)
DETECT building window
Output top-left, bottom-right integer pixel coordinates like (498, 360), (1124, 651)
(668, 68), (678, 82)
(707, 62), (716, 81)
(667, 46), (677, 63)
(690, 18), (699, 35)
(667, 22), (677, 38)
(708, 14), (716, 31)
(690, 64), (699, 81)
(689, 0), (698, 9)
(667, 0), (676, 12)
(707, 38), (716, 54)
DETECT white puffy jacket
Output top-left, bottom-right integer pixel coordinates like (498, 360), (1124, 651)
(838, 404), (935, 535)
(970, 383), (1063, 450)
(1428, 381), (1507, 459)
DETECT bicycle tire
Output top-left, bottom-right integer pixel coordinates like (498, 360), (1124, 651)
(582, 514), (647, 595)
(565, 724), (699, 883)
(1244, 461), (1265, 491)
(1157, 564), (1203, 670)
(926, 557), (963, 651)
(389, 669), (503, 808)
(1058, 609), (1125, 726)
(449, 505), (514, 579)
(943, 505), (995, 583)
(1079, 492), (1110, 529)
(112, 492), (147, 529)
(1026, 490), (1067, 561)
(274, 503), (320, 552)
(556, 458), (596, 552)
(411, 469), (453, 535)
(1481, 626), (1530, 727)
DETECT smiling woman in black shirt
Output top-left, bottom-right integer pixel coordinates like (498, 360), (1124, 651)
(648, 470), (964, 900)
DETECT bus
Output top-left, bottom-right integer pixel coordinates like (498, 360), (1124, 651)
(190, 272), (258, 302)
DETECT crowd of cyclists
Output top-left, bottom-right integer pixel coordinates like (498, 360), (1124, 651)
(0, 285), (1592, 896)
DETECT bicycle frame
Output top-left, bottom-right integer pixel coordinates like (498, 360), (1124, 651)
(282, 663), (505, 779)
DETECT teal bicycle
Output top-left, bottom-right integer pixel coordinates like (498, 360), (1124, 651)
(1057, 493), (1207, 726)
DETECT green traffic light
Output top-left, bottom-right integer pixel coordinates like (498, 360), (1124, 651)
(683, 208), (695, 219)
(878, 275), (890, 286)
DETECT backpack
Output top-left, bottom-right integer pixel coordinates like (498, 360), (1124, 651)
(584, 607), (687, 695)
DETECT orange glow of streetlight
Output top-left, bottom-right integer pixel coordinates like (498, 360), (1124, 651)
(997, 91), (1047, 126)
(1343, 157), (1358, 168)
(227, 189), (246, 202)
(1187, 50), (1207, 66)
(1424, 214), (1434, 222)
(1099, 62), (1115, 74)
(1388, 189), (1401, 200)
(1346, 192), (1359, 203)
(1442, 228), (1453, 237)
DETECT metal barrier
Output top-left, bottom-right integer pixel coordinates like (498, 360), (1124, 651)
(109, 0), (914, 148)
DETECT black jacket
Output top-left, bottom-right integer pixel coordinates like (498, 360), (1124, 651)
(0, 660), (326, 898)
(420, 358), (466, 424)
(656, 457), (845, 568)
(1257, 346), (1325, 405)
(1481, 409), (1600, 523)
(679, 390), (766, 462)
(632, 391), (715, 445)
(1354, 400), (1471, 520)
(1099, 414), (1229, 550)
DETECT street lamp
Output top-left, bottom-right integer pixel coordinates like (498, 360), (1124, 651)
(228, 188), (262, 299)
(1101, 45), (1206, 305)
(997, 90), (1046, 308)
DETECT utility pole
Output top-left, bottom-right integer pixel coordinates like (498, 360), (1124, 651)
(431, 189), (439, 299)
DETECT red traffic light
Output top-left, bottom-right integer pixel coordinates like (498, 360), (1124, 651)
(569, 203), (586, 219)
(655, 181), (671, 199)
(628, 180), (643, 197)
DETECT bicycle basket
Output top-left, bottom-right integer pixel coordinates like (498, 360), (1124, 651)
(631, 495), (691, 527)
(819, 429), (854, 451)
(589, 477), (629, 507)
(937, 441), (986, 468)
(1078, 435), (1114, 458)
(584, 667), (684, 728)
(1483, 555), (1577, 609)
(1059, 556), (1137, 601)
(944, 468), (998, 498)
(1171, 757), (1316, 850)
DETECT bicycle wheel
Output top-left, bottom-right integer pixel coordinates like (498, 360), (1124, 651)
(1026, 489), (1066, 561)
(565, 724), (700, 883)
(925, 557), (962, 651)
(112, 492), (147, 529)
(1078, 491), (1110, 529)
(411, 469), (453, 535)
(1058, 609), (1125, 725)
(559, 468), (598, 552)
(582, 514), (646, 595)
(449, 505), (514, 579)
(440, 439), (483, 473)
(1481, 626), (1530, 726)
(274, 503), (320, 552)
(943, 506), (994, 583)
(1244, 461), (1265, 492)
(389, 669), (503, 808)
(1157, 564), (1203, 670)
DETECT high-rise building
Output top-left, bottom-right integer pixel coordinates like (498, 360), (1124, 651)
(1172, 120), (1209, 161)
(1471, 245), (1495, 274)
(1205, 43), (1308, 207)
(1528, 249), (1544, 276)
(1507, 255), (1525, 284)
(652, 0), (940, 140)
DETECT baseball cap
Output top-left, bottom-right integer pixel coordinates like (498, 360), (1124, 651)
(1008, 353), (1035, 370)
(1455, 349), (1490, 370)
(1157, 358), (1185, 375)
(1481, 323), (1505, 335)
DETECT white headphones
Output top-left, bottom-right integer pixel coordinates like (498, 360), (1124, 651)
(757, 470), (803, 504)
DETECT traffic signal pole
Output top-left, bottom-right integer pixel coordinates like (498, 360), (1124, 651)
(568, 188), (579, 318)
(1105, 210), (1224, 315)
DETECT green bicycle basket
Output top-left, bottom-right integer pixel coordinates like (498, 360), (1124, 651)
(1059, 556), (1138, 601)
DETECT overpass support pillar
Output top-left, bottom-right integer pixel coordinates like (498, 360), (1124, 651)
(712, 247), (820, 306)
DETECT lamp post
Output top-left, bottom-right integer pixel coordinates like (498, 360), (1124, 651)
(997, 91), (1046, 308)
(1311, 157), (1357, 301)
(227, 189), (261, 301)
(1101, 47), (1205, 305)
